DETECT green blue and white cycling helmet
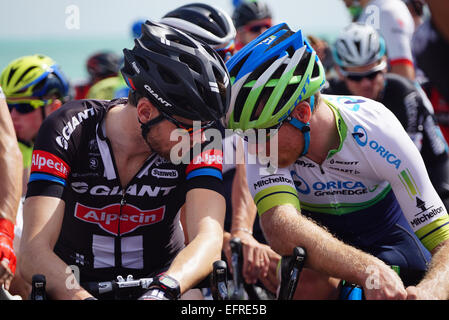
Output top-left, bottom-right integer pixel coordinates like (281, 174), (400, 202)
(225, 23), (325, 156)
(333, 22), (386, 70)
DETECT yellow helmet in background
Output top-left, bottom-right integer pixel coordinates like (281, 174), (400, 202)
(0, 54), (70, 101)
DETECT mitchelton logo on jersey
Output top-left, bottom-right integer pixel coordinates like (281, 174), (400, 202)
(74, 202), (165, 235)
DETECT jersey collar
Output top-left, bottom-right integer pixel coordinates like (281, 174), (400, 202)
(323, 98), (347, 159)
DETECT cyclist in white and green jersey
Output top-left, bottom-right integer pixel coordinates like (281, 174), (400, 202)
(225, 23), (449, 299)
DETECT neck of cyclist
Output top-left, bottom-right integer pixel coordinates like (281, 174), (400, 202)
(293, 98), (339, 165)
(105, 102), (153, 159)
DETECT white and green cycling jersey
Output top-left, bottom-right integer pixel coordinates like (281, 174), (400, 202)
(247, 94), (449, 252)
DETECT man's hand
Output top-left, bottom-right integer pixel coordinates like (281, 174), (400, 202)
(406, 286), (438, 300)
(362, 263), (407, 300)
(225, 231), (280, 292)
(0, 218), (16, 291)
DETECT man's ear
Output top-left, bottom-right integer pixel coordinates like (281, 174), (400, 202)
(291, 101), (311, 123)
(136, 97), (156, 123)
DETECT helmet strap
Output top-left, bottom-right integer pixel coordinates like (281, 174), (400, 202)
(286, 116), (311, 157)
(138, 114), (165, 141)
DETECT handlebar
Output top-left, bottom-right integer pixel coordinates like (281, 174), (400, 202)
(81, 275), (154, 298)
(30, 274), (47, 300)
(211, 260), (229, 300)
(229, 237), (246, 300)
(29, 259), (230, 300)
(277, 246), (307, 300)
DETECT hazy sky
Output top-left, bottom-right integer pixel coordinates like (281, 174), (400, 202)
(0, 0), (351, 39)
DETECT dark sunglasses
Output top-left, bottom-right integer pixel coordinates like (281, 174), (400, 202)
(216, 40), (236, 61)
(346, 70), (382, 82)
(246, 23), (272, 34)
(160, 110), (216, 135)
(7, 99), (52, 114)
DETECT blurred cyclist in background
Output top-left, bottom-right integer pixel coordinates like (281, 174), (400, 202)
(413, 0), (449, 144)
(342, 0), (416, 81)
(161, 3), (236, 62)
(0, 54), (71, 197)
(324, 22), (449, 210)
(0, 54), (71, 299)
(74, 51), (120, 100)
(86, 21), (148, 101)
(232, 0), (273, 51)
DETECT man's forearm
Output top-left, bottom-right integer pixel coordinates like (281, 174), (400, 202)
(417, 240), (449, 299)
(231, 164), (258, 235)
(166, 229), (223, 294)
(19, 245), (92, 300)
(261, 205), (387, 287)
(0, 110), (22, 222)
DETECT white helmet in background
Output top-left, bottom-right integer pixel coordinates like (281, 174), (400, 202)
(333, 22), (386, 68)
(160, 3), (236, 50)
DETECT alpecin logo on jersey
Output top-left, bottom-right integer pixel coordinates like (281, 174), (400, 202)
(74, 203), (165, 235)
(31, 150), (70, 179)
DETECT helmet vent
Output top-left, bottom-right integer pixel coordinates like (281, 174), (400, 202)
(293, 50), (311, 77)
(234, 87), (252, 122)
(286, 46), (296, 58)
(247, 56), (278, 83)
(250, 87), (273, 121)
(14, 66), (37, 86)
(135, 56), (149, 72)
(229, 53), (250, 78)
(267, 31), (294, 51)
(312, 62), (320, 78)
(166, 34), (192, 47)
(179, 54), (202, 74)
(276, 84), (296, 114)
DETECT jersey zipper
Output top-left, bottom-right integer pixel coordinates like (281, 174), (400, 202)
(115, 189), (126, 269)
(319, 164), (325, 175)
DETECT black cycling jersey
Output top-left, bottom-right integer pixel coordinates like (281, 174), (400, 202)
(26, 98), (225, 283)
(413, 19), (449, 104)
(322, 74), (449, 204)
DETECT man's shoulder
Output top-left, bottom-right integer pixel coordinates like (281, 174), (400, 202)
(321, 78), (350, 95)
(384, 73), (415, 93)
(362, 0), (414, 32)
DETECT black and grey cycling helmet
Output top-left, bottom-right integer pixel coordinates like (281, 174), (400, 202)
(333, 22), (386, 68)
(87, 51), (121, 80)
(232, 0), (272, 29)
(160, 3), (236, 49)
(121, 20), (231, 121)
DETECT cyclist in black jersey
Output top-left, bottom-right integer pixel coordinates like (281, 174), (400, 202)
(324, 22), (449, 210)
(18, 20), (231, 300)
